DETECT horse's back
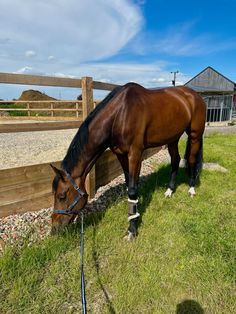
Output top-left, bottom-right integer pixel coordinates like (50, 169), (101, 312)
(125, 83), (206, 123)
(111, 83), (206, 149)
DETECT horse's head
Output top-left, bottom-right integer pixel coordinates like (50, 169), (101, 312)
(50, 165), (88, 233)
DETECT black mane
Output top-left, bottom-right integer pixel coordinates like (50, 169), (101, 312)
(61, 85), (123, 173)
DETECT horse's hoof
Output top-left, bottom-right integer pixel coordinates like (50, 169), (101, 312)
(164, 188), (173, 198)
(188, 187), (196, 197)
(124, 231), (136, 241)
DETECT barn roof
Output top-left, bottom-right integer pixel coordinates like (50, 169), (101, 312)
(185, 66), (236, 92)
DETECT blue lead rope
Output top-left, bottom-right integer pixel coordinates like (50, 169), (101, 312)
(80, 212), (87, 314)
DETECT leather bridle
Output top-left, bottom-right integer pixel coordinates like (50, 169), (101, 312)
(53, 170), (87, 215)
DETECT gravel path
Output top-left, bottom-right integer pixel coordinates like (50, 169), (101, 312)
(0, 129), (78, 169)
(0, 125), (235, 169)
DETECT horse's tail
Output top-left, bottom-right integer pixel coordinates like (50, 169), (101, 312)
(184, 135), (203, 177)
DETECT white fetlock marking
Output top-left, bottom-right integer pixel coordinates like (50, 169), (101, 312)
(128, 212), (140, 221)
(188, 187), (196, 197)
(125, 231), (135, 241)
(164, 188), (173, 198)
(128, 198), (138, 204)
(180, 159), (187, 168)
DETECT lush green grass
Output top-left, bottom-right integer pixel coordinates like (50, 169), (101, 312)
(0, 103), (52, 116)
(1, 134), (235, 313)
(0, 102), (28, 116)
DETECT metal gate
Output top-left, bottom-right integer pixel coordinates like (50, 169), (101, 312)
(203, 95), (233, 122)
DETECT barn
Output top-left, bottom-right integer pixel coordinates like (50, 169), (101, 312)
(185, 66), (236, 123)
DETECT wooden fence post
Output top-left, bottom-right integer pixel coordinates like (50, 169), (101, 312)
(51, 103), (54, 117)
(27, 102), (30, 116)
(76, 102), (79, 118)
(82, 77), (96, 199)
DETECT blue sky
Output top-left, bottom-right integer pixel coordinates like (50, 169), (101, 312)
(0, 0), (235, 99)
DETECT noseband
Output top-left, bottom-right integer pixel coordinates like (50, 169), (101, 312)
(53, 170), (87, 215)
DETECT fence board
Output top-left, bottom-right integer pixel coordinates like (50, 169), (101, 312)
(0, 72), (120, 91)
(0, 72), (82, 88)
(0, 161), (60, 217)
(0, 120), (82, 133)
(0, 194), (53, 217)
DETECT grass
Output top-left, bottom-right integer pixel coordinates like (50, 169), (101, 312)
(0, 134), (236, 313)
(0, 102), (28, 116)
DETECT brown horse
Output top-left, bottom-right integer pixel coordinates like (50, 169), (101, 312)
(51, 83), (206, 238)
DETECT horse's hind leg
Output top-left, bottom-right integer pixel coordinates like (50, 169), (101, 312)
(164, 140), (181, 198)
(186, 134), (203, 197)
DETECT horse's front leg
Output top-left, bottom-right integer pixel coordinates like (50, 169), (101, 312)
(125, 149), (142, 240)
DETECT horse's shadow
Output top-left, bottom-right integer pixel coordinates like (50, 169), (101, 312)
(74, 164), (188, 232)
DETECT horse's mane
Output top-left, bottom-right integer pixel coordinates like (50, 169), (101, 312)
(61, 85), (123, 173)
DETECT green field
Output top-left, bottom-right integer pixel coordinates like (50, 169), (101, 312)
(0, 102), (28, 116)
(0, 134), (235, 313)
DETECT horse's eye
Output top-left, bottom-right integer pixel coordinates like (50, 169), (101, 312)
(58, 194), (66, 201)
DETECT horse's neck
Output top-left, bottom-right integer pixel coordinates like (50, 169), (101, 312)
(70, 96), (121, 181)
(71, 122), (110, 180)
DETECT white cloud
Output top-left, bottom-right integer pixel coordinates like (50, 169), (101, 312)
(25, 50), (36, 57)
(15, 66), (33, 74)
(48, 55), (55, 61)
(0, 0), (143, 70)
(130, 21), (236, 57)
(14, 66), (44, 76)
(154, 23), (236, 56)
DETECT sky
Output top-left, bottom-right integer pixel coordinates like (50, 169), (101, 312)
(0, 0), (236, 100)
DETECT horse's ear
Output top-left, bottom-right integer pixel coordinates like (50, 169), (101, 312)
(50, 164), (66, 181)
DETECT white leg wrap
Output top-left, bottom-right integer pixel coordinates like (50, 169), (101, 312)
(128, 198), (138, 204)
(164, 188), (173, 198)
(128, 212), (140, 221)
(188, 186), (196, 197)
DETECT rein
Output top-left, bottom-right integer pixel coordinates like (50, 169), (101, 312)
(80, 211), (87, 314)
(53, 170), (88, 313)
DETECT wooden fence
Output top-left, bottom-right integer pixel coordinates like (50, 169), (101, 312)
(0, 73), (119, 133)
(0, 100), (83, 117)
(0, 148), (160, 218)
(0, 100), (101, 133)
(0, 100), (100, 118)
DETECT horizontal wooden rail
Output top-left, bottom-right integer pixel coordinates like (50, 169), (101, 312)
(0, 100), (85, 119)
(0, 100), (83, 103)
(0, 72), (120, 91)
(0, 108), (83, 112)
(0, 72), (83, 88)
(0, 120), (82, 133)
